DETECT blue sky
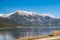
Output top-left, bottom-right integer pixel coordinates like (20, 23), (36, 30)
(0, 0), (60, 18)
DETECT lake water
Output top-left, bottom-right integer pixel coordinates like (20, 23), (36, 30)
(0, 26), (60, 40)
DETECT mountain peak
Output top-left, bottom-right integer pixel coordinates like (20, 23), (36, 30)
(16, 10), (33, 13)
(15, 10), (37, 16)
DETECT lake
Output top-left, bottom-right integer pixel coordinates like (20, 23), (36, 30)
(0, 26), (60, 40)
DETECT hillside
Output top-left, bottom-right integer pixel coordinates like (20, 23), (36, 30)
(0, 10), (60, 27)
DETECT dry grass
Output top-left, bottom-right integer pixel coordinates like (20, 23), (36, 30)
(17, 35), (53, 40)
(51, 30), (60, 36)
(51, 38), (60, 40)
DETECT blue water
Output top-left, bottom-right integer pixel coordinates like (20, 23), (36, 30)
(0, 32), (14, 40)
(0, 26), (60, 40)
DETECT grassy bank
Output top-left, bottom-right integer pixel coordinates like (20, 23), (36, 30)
(17, 35), (53, 40)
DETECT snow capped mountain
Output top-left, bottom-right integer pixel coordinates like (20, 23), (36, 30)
(0, 10), (59, 26)
(0, 10), (57, 19)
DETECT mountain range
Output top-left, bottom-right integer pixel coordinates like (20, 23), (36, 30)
(0, 10), (60, 27)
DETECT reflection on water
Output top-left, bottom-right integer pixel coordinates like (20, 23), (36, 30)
(0, 32), (14, 40)
(0, 26), (60, 40)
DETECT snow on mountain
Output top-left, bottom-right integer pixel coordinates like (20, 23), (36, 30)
(40, 14), (57, 19)
(0, 12), (15, 18)
(0, 14), (9, 18)
(14, 10), (37, 17)
(0, 14), (4, 16)
(0, 10), (57, 19)
(13, 10), (57, 19)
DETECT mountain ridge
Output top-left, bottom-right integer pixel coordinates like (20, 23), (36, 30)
(0, 10), (60, 27)
(0, 10), (57, 19)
